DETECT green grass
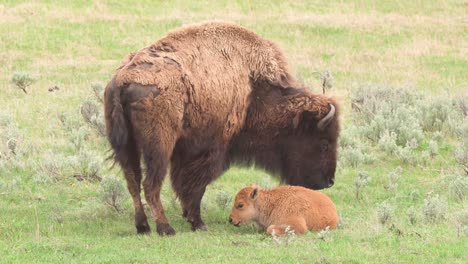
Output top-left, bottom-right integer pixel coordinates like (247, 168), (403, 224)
(1, 1), (467, 263)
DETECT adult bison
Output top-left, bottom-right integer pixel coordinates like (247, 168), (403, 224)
(104, 21), (340, 235)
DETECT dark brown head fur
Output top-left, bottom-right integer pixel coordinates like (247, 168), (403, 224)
(228, 81), (339, 189)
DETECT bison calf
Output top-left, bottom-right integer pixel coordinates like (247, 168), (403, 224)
(229, 185), (338, 235)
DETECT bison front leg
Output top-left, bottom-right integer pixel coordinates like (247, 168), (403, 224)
(182, 186), (208, 231)
(171, 150), (225, 231)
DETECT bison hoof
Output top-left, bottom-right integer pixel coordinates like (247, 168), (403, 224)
(156, 223), (176, 236)
(136, 223), (151, 234)
(191, 223), (208, 232)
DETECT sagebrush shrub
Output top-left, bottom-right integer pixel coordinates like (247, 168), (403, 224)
(447, 173), (467, 201)
(0, 114), (28, 165)
(11, 72), (37, 94)
(69, 149), (102, 181)
(351, 85), (424, 146)
(378, 130), (398, 154)
(396, 146), (416, 164)
(454, 143), (468, 173)
(454, 210), (468, 236)
(69, 127), (91, 151)
(386, 167), (402, 191)
(377, 201), (393, 225)
(420, 95), (456, 132)
(338, 126), (362, 149)
(215, 191), (232, 210)
(37, 154), (64, 183)
(355, 171), (371, 200)
(428, 140), (439, 158)
(422, 194), (447, 223)
(91, 83), (104, 103)
(339, 146), (375, 168)
(431, 131), (443, 142)
(80, 99), (106, 136)
(409, 190), (420, 201)
(99, 175), (128, 212)
(407, 206), (418, 225)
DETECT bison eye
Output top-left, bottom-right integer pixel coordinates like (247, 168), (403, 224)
(320, 139), (328, 152)
(237, 204), (244, 209)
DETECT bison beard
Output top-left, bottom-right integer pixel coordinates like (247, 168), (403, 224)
(104, 21), (340, 235)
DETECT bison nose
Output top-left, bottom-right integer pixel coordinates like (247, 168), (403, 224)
(328, 178), (335, 187)
(229, 217), (233, 224)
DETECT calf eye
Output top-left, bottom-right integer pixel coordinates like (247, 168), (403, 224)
(237, 204), (244, 209)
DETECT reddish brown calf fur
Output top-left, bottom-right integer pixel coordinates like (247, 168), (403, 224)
(230, 186), (338, 235)
(104, 21), (340, 235)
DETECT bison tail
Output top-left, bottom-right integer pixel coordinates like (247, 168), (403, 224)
(104, 78), (129, 164)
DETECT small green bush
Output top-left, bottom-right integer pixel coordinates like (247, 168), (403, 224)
(386, 167), (402, 191)
(11, 72), (37, 94)
(396, 146), (416, 164)
(377, 201), (393, 225)
(215, 191), (233, 210)
(69, 149), (102, 181)
(378, 131), (398, 154)
(454, 210), (468, 236)
(355, 171), (371, 200)
(339, 146), (375, 168)
(80, 99), (106, 136)
(0, 114), (28, 166)
(91, 83), (104, 103)
(422, 194), (447, 223)
(99, 175), (128, 212)
(407, 207), (418, 225)
(420, 96), (456, 132)
(454, 143), (467, 173)
(428, 140), (439, 158)
(447, 173), (467, 202)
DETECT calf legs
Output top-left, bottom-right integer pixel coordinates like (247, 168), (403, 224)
(266, 218), (308, 236)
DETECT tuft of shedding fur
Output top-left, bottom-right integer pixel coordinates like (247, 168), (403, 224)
(229, 185), (339, 235)
(104, 21), (340, 235)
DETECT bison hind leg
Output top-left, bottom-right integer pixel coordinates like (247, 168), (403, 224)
(118, 132), (151, 234)
(266, 218), (308, 236)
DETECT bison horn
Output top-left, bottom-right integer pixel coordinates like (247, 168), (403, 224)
(317, 104), (335, 130)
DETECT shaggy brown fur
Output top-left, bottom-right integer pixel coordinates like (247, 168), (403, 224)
(229, 185), (338, 235)
(104, 21), (340, 235)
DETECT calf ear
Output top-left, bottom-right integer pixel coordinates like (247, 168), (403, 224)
(250, 187), (259, 200)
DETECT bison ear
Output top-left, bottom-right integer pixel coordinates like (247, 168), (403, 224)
(293, 104), (336, 131)
(270, 73), (294, 89)
(250, 187), (259, 200)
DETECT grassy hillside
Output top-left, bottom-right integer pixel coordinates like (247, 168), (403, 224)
(0, 1), (466, 263)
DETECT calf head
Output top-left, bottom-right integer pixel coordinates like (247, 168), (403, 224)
(229, 186), (259, 226)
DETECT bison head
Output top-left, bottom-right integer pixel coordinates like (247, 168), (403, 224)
(230, 88), (340, 191)
(278, 92), (339, 190)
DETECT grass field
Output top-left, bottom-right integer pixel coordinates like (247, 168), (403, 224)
(0, 1), (467, 263)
